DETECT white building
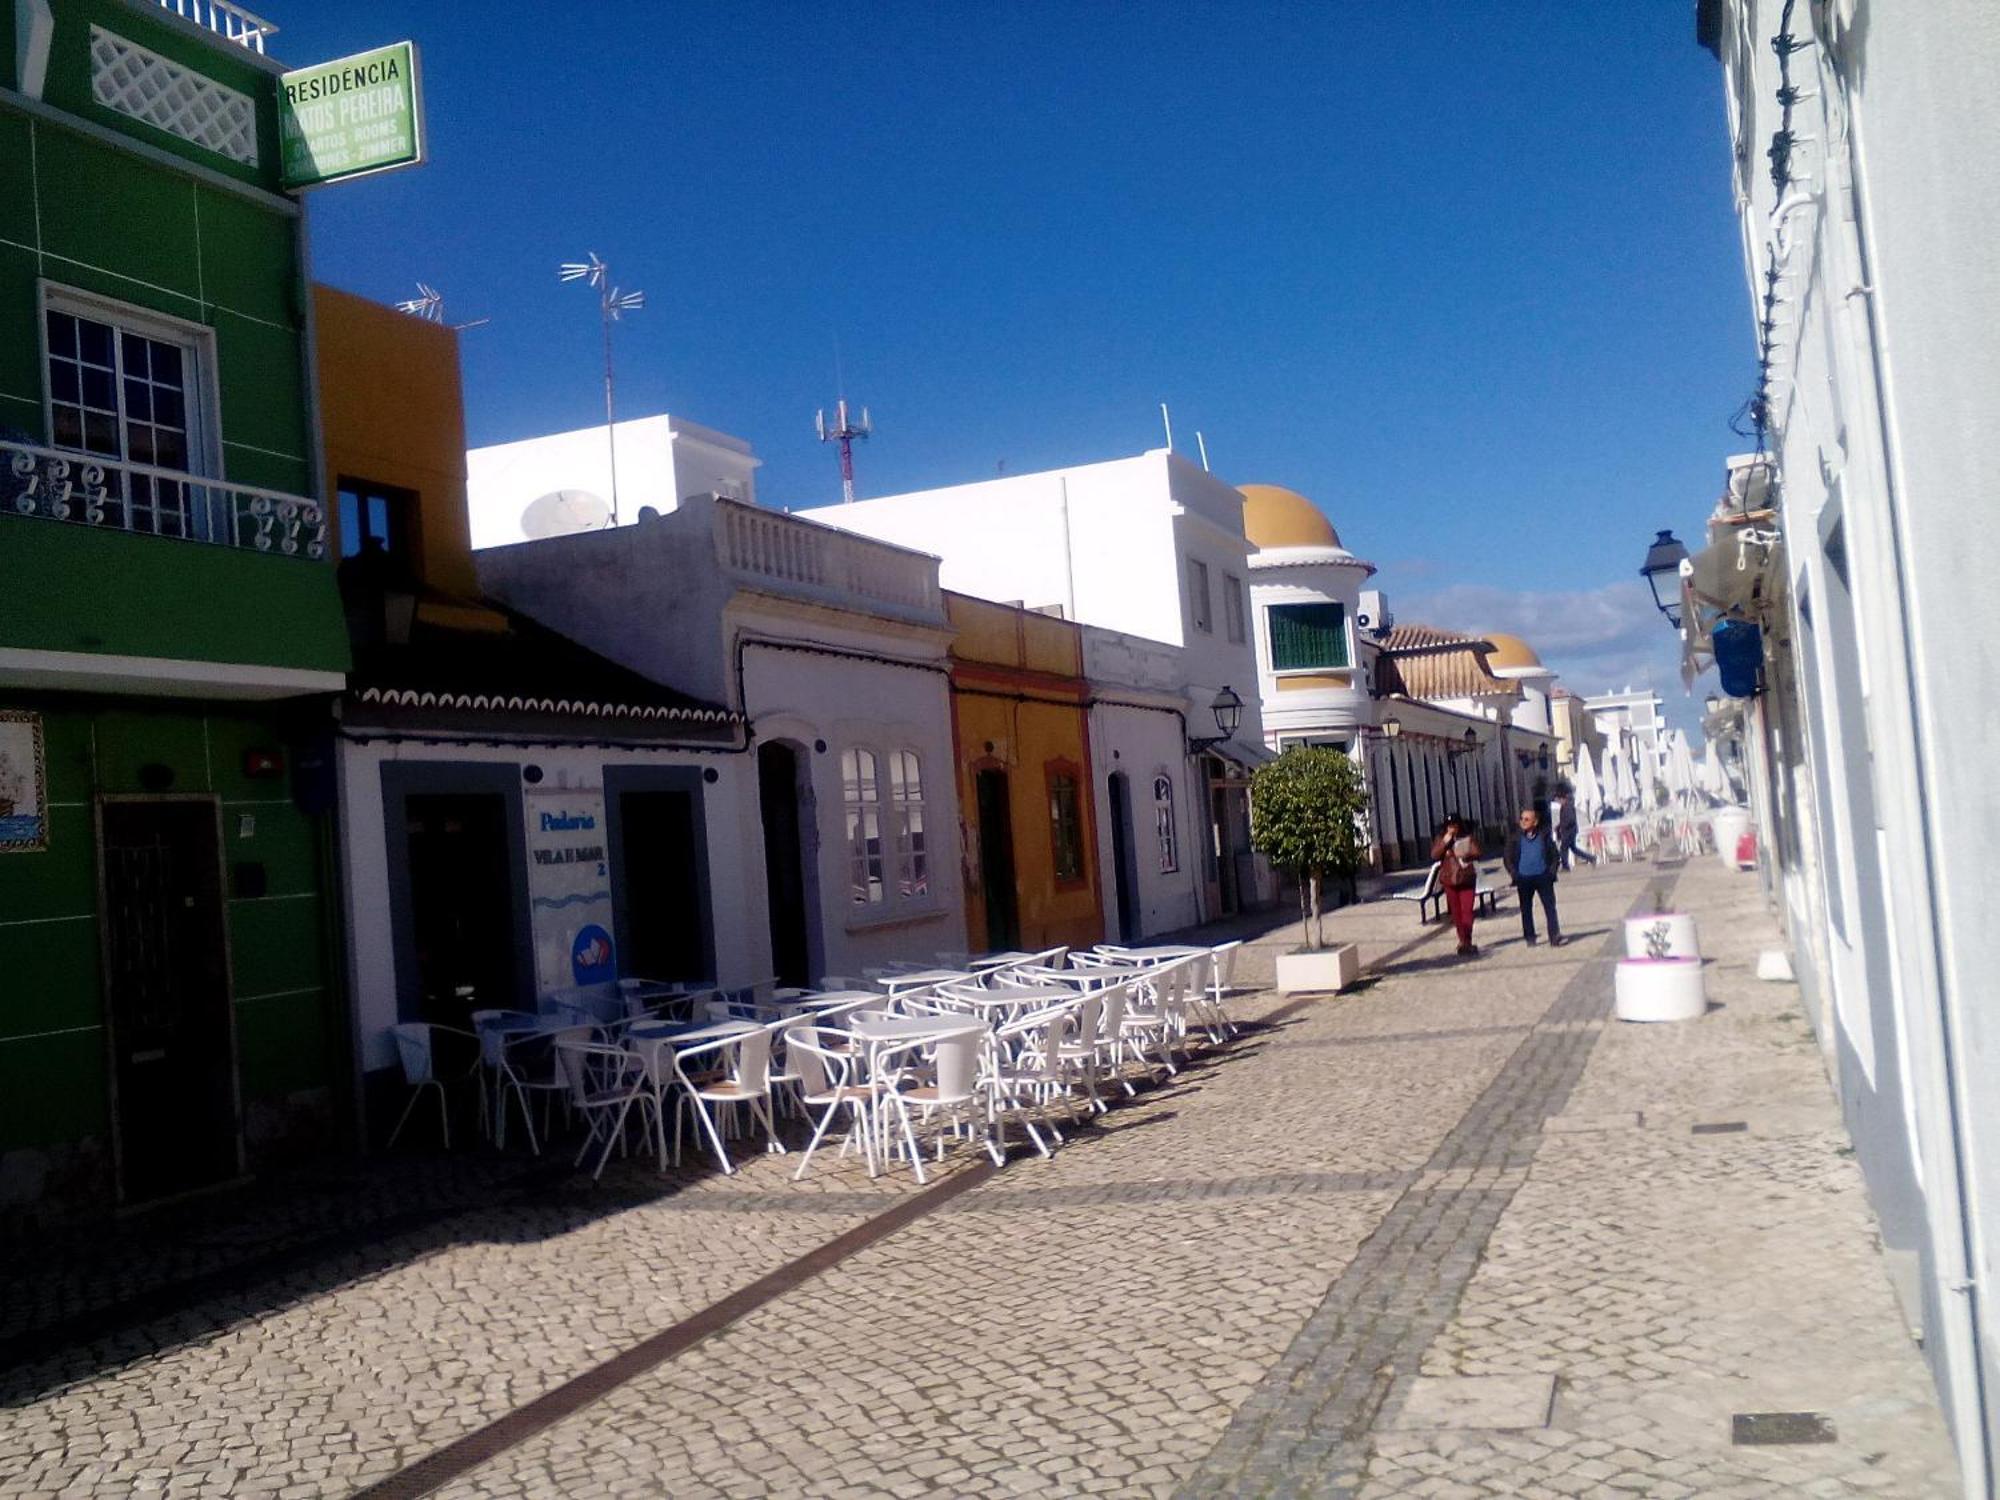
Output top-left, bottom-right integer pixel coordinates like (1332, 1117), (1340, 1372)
(1583, 687), (1667, 780)
(1081, 625), (1209, 940)
(1694, 4), (2000, 1489)
(465, 413), (761, 549)
(1238, 482), (1557, 869)
(805, 449), (1275, 918)
(477, 495), (968, 987)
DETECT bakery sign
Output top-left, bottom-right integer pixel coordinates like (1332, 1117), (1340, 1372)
(524, 791), (616, 993)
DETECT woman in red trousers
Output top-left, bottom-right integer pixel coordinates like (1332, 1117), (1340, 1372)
(1431, 814), (1483, 957)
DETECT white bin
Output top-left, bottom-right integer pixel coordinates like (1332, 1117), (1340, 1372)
(1710, 806), (1753, 871)
(1625, 912), (1699, 961)
(1614, 957), (1707, 1022)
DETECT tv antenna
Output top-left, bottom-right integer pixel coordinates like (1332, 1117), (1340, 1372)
(394, 282), (491, 331)
(558, 252), (645, 524)
(816, 398), (872, 504)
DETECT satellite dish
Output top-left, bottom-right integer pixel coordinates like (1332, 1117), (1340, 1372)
(521, 489), (612, 539)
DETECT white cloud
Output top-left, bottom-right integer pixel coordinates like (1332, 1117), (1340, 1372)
(1393, 579), (1705, 730)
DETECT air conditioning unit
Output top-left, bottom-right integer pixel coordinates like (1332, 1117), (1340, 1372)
(1356, 590), (1392, 638)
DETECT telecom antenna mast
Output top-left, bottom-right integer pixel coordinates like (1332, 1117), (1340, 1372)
(816, 398), (872, 504)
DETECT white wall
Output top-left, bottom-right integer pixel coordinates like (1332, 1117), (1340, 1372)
(466, 414), (760, 549)
(338, 737), (757, 1073)
(1087, 702), (1203, 940)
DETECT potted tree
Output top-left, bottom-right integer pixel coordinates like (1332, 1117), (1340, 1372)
(1250, 746), (1370, 995)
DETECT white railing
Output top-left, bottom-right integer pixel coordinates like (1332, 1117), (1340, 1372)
(150, 0), (278, 52)
(3, 440), (326, 560)
(717, 502), (940, 614)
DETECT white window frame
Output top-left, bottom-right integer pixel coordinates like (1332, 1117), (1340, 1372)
(38, 280), (222, 481)
(1265, 600), (1353, 676)
(841, 742), (938, 924)
(1153, 772), (1179, 875)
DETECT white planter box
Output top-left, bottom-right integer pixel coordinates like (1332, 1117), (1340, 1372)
(1624, 912), (1699, 961)
(1276, 942), (1360, 996)
(1614, 958), (1706, 1022)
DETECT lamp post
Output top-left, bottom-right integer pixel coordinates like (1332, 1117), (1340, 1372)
(1640, 529), (1691, 629)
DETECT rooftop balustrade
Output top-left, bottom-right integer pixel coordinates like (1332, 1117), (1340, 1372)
(714, 499), (941, 618)
(150, 0), (278, 51)
(4, 439), (326, 560)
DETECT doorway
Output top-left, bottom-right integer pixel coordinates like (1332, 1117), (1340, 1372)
(758, 741), (816, 987)
(1210, 782), (1240, 916)
(99, 798), (239, 1204)
(975, 767), (1019, 950)
(1107, 771), (1139, 941)
(614, 787), (711, 983)
(405, 793), (519, 1022)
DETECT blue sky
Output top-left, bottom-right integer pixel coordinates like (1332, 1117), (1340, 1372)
(286, 3), (1748, 727)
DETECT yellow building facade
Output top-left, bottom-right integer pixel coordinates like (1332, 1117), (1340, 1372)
(946, 594), (1105, 954)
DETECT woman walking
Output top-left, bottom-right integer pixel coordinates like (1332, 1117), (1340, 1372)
(1432, 814), (1483, 957)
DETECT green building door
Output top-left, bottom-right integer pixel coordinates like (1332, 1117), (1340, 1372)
(99, 799), (240, 1203)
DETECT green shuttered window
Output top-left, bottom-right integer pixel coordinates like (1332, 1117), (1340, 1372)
(1269, 602), (1349, 670)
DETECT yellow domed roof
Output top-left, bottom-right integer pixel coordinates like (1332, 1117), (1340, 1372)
(1239, 484), (1341, 550)
(1482, 633), (1544, 670)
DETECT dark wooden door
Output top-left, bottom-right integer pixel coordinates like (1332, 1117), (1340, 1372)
(758, 742), (812, 987)
(405, 793), (517, 1020)
(1107, 772), (1139, 940)
(975, 768), (1019, 950)
(100, 799), (237, 1203)
(617, 789), (708, 983)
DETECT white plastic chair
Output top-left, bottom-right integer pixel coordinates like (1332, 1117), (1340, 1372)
(556, 1038), (654, 1180)
(386, 1023), (481, 1150)
(785, 1025), (882, 1180)
(670, 1028), (781, 1174)
(876, 1030), (1001, 1181)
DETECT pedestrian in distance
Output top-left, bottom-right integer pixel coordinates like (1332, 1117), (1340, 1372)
(1503, 805), (1565, 947)
(1551, 784), (1594, 870)
(1431, 814), (1483, 957)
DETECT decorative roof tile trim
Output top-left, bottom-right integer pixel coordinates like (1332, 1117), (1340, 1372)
(355, 686), (740, 724)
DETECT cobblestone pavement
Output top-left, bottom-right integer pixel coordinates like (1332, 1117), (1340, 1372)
(0, 857), (1958, 1498)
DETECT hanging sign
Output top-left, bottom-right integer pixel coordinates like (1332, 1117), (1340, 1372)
(0, 711), (46, 852)
(524, 790), (616, 994)
(278, 41), (425, 190)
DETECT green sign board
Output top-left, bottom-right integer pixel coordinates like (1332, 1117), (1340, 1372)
(279, 42), (425, 191)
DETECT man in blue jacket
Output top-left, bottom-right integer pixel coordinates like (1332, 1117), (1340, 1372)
(1503, 806), (1564, 947)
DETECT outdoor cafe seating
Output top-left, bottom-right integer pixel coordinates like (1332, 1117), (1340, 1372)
(384, 940), (1257, 1187)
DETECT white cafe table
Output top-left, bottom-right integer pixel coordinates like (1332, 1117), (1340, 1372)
(628, 1017), (759, 1047)
(789, 990), (885, 1012)
(876, 969), (973, 996)
(849, 1014), (989, 1045)
(968, 951), (1038, 970)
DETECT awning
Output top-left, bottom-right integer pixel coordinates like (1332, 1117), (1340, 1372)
(1679, 524), (1784, 688)
(1205, 740), (1273, 776)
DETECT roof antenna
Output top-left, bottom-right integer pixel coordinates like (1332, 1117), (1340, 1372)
(1195, 431), (1211, 472)
(1159, 402), (1175, 452)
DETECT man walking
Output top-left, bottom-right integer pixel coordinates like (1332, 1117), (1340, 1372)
(1551, 786), (1594, 870)
(1504, 806), (1564, 947)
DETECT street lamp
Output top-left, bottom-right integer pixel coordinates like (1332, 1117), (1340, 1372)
(1640, 529), (1691, 628)
(1448, 726), (1479, 758)
(1380, 714), (1402, 740)
(1188, 685), (1245, 751)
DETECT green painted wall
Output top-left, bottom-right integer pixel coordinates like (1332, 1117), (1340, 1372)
(0, 697), (341, 1156)
(0, 515), (349, 670)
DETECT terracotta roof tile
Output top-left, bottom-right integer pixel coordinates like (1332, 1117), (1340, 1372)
(1377, 622), (1521, 702)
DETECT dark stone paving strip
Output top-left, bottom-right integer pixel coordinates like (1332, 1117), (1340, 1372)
(1176, 869), (1681, 1500)
(948, 1170), (1417, 1211)
(1280, 1023), (1534, 1052)
(349, 1160), (1001, 1500)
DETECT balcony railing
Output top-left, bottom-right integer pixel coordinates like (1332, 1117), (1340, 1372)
(716, 501), (940, 615)
(4, 440), (326, 560)
(150, 0), (278, 52)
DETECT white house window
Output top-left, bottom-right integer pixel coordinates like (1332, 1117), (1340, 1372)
(888, 750), (928, 897)
(842, 748), (885, 905)
(1188, 558), (1212, 634)
(1153, 774), (1179, 874)
(1223, 574), (1246, 643)
(44, 296), (212, 538)
(1268, 601), (1349, 670)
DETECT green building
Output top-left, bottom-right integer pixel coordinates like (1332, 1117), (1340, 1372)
(0, 0), (351, 1211)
